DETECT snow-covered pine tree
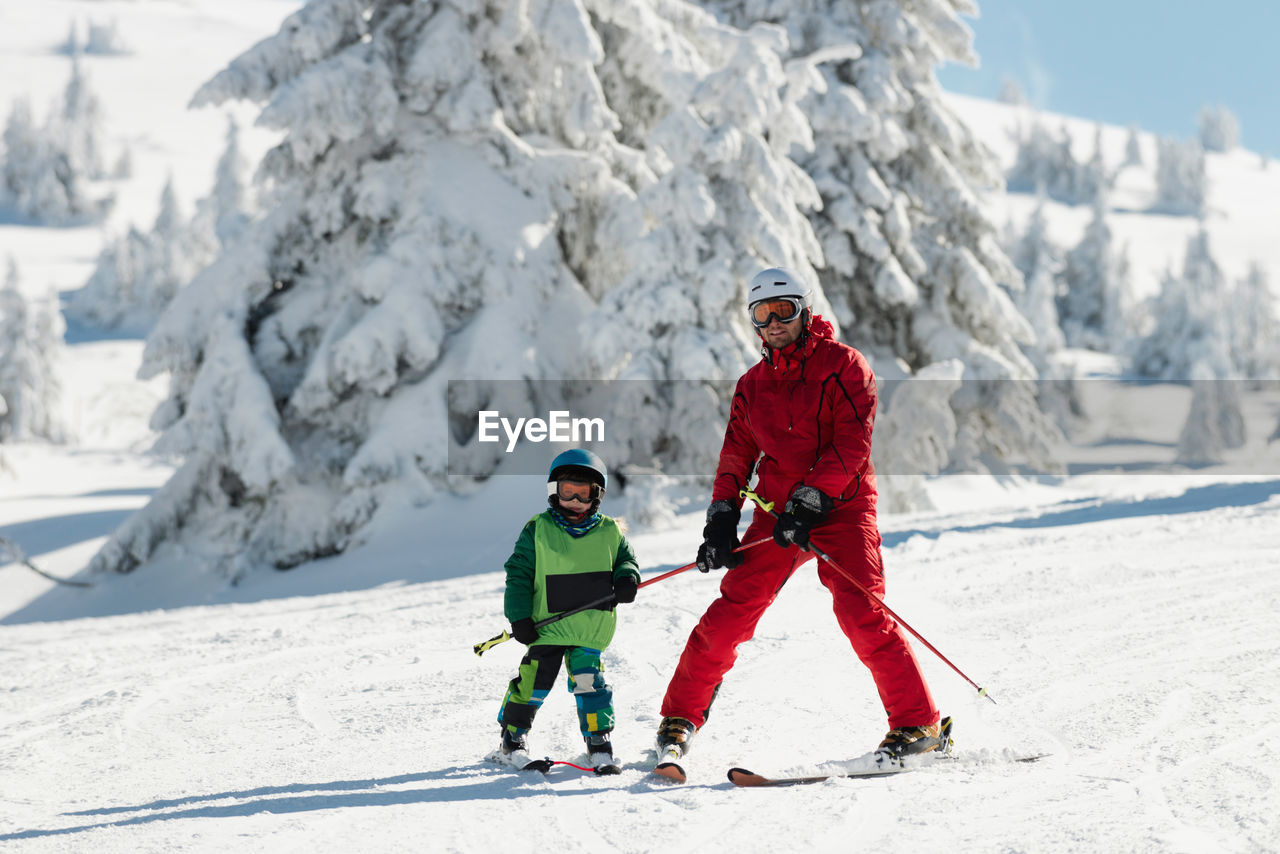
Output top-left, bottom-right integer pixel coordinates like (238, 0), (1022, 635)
(0, 60), (112, 224)
(89, 0), (807, 576)
(997, 76), (1026, 106)
(58, 21), (80, 57)
(1, 98), (42, 205)
(1176, 360), (1244, 465)
(1122, 124), (1142, 168)
(1131, 227), (1232, 381)
(1007, 120), (1065, 198)
(1008, 121), (1087, 203)
(1075, 125), (1110, 206)
(192, 115), (251, 249)
(582, 6), (824, 476)
(1008, 200), (1063, 354)
(85, 19), (130, 56)
(51, 55), (105, 183)
(68, 176), (206, 331)
(1057, 193), (1130, 351)
(0, 258), (64, 442)
(701, 0), (1063, 488)
(1197, 104), (1239, 153)
(1228, 262), (1279, 384)
(1151, 136), (1206, 217)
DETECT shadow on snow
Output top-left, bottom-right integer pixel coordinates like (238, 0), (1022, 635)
(0, 764), (696, 841)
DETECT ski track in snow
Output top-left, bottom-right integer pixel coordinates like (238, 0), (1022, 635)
(2, 476), (1278, 852)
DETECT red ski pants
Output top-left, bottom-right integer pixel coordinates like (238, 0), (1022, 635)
(660, 506), (939, 731)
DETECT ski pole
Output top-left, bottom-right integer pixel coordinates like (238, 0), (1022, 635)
(740, 489), (997, 705)
(473, 535), (772, 657)
(0, 536), (93, 588)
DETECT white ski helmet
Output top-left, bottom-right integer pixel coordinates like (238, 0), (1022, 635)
(746, 267), (812, 314)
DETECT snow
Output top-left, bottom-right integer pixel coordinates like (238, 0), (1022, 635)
(2, 2), (1279, 851)
(3, 466), (1279, 851)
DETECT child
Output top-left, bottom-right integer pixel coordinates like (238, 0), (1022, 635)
(496, 449), (640, 773)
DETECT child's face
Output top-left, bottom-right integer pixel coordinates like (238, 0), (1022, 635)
(555, 479), (594, 515)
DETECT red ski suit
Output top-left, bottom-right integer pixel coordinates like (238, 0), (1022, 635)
(660, 316), (939, 730)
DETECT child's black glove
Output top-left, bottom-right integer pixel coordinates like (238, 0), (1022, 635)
(772, 485), (834, 551)
(511, 617), (539, 645)
(613, 577), (638, 604)
(697, 500), (743, 571)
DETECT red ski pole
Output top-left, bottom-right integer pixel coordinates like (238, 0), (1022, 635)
(741, 489), (997, 704)
(635, 535), (773, 589)
(473, 535), (771, 656)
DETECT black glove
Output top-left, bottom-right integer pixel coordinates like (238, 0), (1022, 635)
(696, 500), (743, 572)
(772, 486), (834, 551)
(613, 576), (638, 604)
(511, 617), (539, 645)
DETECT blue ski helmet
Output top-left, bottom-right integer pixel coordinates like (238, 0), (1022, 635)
(547, 448), (608, 492)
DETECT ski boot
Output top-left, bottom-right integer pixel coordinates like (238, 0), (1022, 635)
(586, 733), (621, 776)
(652, 717), (696, 783)
(874, 715), (953, 766)
(499, 728), (550, 773)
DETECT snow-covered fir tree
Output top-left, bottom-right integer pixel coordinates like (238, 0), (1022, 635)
(58, 21), (80, 57)
(192, 115), (251, 249)
(702, 0), (1063, 488)
(0, 258), (64, 442)
(997, 76), (1026, 106)
(0, 59), (112, 223)
(1176, 361), (1244, 466)
(581, 7), (824, 474)
(50, 55), (105, 183)
(1228, 262), (1279, 383)
(1131, 228), (1232, 381)
(1122, 124), (1142, 167)
(1130, 229), (1244, 463)
(1057, 193), (1130, 351)
(67, 176), (208, 332)
(1151, 136), (1206, 216)
(1008, 121), (1086, 203)
(84, 19), (130, 56)
(1075, 125), (1109, 206)
(89, 0), (832, 577)
(1197, 104), (1239, 153)
(1008, 200), (1063, 353)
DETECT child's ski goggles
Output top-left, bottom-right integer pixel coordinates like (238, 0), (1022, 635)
(749, 296), (804, 328)
(549, 480), (600, 503)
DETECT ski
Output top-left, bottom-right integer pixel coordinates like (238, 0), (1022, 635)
(489, 749), (554, 774)
(727, 752), (1051, 788)
(489, 751), (623, 776)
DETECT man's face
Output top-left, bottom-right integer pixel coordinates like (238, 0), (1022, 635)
(761, 314), (803, 350)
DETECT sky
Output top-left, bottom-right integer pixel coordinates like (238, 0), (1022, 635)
(938, 0), (1280, 159)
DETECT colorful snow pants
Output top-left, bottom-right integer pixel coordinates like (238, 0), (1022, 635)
(498, 645), (614, 737)
(660, 506), (938, 731)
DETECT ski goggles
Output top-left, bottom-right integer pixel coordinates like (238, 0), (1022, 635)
(551, 480), (600, 503)
(749, 296), (804, 328)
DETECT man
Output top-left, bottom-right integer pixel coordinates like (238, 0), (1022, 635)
(654, 267), (942, 773)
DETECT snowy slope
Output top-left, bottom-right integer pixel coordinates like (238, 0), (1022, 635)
(2, 472), (1278, 852)
(945, 92), (1280, 302)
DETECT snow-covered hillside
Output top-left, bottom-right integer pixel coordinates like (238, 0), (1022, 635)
(945, 92), (1280, 302)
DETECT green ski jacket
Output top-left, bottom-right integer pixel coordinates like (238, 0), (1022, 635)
(503, 511), (640, 649)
